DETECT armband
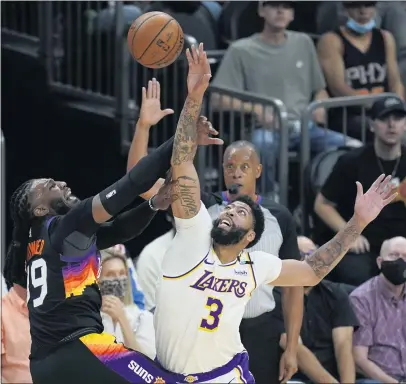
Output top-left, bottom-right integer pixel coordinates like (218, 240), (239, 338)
(99, 173), (137, 216)
(148, 195), (159, 211)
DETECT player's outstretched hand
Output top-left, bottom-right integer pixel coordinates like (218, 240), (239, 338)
(139, 78), (174, 127)
(354, 174), (398, 228)
(197, 116), (224, 146)
(186, 43), (211, 98)
(151, 170), (173, 211)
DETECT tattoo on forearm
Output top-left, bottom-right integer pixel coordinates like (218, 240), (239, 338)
(171, 175), (199, 217)
(305, 218), (362, 279)
(171, 97), (201, 166)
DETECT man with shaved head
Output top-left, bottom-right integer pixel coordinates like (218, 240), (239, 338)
(350, 236), (406, 383)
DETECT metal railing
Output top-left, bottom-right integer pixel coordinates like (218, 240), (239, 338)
(299, 92), (404, 234)
(1, 1), (41, 40)
(203, 85), (290, 206)
(1, 130), (5, 270)
(37, 1), (128, 105)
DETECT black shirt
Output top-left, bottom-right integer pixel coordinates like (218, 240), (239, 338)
(26, 198), (157, 358)
(328, 28), (389, 130)
(336, 27), (388, 96)
(272, 281), (359, 380)
(317, 144), (406, 254)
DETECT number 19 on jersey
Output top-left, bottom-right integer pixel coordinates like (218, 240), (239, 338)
(27, 258), (48, 308)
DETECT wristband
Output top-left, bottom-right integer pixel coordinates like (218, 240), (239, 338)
(149, 195), (159, 211)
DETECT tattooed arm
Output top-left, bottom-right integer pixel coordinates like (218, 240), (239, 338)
(170, 43), (212, 220)
(269, 217), (363, 287)
(170, 96), (202, 219)
(268, 175), (397, 287)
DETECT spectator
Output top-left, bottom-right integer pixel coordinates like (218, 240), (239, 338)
(316, 1), (406, 89)
(1, 283), (32, 383)
(137, 216), (175, 311)
(109, 243), (146, 309)
(297, 235), (318, 257)
(275, 236), (359, 384)
(314, 96), (406, 286)
(350, 236), (406, 383)
(99, 247), (156, 359)
(317, 1), (404, 142)
(211, 0), (360, 196)
(127, 79), (304, 383)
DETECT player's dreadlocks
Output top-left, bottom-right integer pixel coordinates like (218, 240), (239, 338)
(4, 180), (35, 289)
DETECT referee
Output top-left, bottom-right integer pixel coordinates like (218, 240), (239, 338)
(127, 80), (303, 384)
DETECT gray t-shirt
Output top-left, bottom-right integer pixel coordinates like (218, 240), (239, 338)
(212, 31), (326, 120)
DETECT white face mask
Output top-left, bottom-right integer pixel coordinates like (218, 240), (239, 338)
(346, 18), (376, 34)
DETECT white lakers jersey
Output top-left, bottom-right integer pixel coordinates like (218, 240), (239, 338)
(154, 203), (282, 375)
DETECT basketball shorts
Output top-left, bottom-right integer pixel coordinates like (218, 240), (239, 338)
(156, 351), (255, 384)
(30, 332), (254, 384)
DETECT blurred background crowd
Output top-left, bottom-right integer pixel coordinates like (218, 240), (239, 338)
(1, 1), (406, 383)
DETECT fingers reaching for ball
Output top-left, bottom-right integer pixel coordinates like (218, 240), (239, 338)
(186, 43), (212, 97)
(144, 78), (159, 100)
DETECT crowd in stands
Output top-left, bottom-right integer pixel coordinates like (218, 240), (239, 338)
(2, 1), (406, 383)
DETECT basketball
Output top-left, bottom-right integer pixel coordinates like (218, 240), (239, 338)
(127, 12), (184, 69)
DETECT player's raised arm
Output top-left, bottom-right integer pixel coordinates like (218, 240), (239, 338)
(51, 132), (175, 245)
(126, 78), (174, 200)
(170, 43), (212, 220)
(270, 175), (398, 287)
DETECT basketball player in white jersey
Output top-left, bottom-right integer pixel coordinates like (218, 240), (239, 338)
(154, 43), (397, 383)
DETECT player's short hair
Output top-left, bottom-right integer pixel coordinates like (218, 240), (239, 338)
(232, 195), (265, 248)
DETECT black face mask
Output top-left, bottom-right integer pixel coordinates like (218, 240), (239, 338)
(380, 258), (406, 286)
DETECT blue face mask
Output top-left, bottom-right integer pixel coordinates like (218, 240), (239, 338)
(346, 18), (376, 34)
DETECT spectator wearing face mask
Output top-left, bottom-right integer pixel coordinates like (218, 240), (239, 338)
(99, 247), (156, 359)
(317, 1), (404, 142)
(350, 236), (406, 384)
(316, 1), (406, 89)
(314, 96), (406, 286)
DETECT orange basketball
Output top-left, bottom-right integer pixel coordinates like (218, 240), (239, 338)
(127, 12), (184, 69)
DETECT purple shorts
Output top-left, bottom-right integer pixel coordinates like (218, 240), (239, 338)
(81, 333), (254, 383)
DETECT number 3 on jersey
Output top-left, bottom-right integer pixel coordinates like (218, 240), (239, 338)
(199, 297), (223, 332)
(26, 259), (48, 308)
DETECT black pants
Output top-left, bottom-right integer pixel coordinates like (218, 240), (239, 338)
(240, 312), (284, 384)
(30, 339), (129, 384)
(326, 251), (379, 286)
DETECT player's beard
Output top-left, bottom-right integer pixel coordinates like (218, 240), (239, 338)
(50, 196), (80, 215)
(211, 218), (249, 246)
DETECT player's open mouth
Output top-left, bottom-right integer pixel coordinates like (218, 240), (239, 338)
(218, 218), (232, 229)
(65, 188), (75, 201)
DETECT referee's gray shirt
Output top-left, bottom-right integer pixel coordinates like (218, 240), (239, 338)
(203, 191), (301, 319)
